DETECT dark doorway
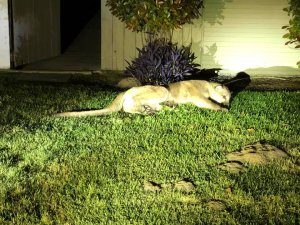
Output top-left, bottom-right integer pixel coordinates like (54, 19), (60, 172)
(10, 0), (101, 71)
(60, 0), (100, 53)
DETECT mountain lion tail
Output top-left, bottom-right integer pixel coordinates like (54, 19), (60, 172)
(53, 92), (125, 117)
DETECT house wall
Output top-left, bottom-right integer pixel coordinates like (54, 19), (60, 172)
(202, 0), (300, 76)
(0, 0), (10, 69)
(11, 0), (60, 68)
(101, 0), (300, 76)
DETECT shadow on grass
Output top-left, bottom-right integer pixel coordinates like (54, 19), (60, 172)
(0, 79), (117, 127)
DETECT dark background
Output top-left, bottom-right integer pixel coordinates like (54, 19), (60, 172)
(60, 0), (100, 52)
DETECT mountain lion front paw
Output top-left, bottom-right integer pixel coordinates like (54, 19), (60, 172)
(220, 107), (229, 112)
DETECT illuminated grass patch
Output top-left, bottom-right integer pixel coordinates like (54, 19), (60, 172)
(0, 80), (299, 224)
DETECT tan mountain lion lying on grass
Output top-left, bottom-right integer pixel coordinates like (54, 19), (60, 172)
(54, 80), (231, 117)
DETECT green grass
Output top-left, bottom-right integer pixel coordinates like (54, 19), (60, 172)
(0, 79), (299, 224)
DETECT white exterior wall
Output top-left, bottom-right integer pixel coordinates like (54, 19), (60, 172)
(0, 0), (10, 69)
(101, 0), (300, 76)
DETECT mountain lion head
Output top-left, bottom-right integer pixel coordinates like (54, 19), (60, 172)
(209, 84), (231, 105)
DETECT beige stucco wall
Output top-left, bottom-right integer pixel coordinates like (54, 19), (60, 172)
(0, 0), (10, 69)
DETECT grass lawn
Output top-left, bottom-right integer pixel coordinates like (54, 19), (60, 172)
(0, 79), (299, 224)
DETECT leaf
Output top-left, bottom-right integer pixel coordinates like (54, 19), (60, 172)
(155, 58), (162, 69)
(282, 33), (290, 38)
(285, 41), (291, 45)
(283, 7), (289, 12)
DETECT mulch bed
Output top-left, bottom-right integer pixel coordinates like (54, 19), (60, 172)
(246, 77), (300, 91)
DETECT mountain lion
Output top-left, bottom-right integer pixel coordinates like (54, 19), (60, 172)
(54, 80), (231, 117)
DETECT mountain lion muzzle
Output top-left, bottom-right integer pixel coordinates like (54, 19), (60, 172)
(54, 80), (231, 117)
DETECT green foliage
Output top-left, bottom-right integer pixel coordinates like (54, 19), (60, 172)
(106, 0), (204, 34)
(106, 1), (204, 83)
(282, 0), (300, 67)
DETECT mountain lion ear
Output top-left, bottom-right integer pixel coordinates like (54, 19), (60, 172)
(215, 85), (223, 91)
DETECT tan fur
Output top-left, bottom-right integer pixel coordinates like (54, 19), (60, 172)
(54, 80), (231, 117)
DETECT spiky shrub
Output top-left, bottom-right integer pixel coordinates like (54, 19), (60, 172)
(125, 39), (200, 85)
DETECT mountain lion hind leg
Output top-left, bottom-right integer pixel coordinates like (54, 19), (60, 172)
(122, 86), (169, 115)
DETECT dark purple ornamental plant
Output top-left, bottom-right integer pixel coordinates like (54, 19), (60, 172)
(125, 39), (200, 85)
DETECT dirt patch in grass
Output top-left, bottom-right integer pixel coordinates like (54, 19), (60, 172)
(144, 180), (196, 193)
(218, 141), (292, 174)
(205, 200), (228, 211)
